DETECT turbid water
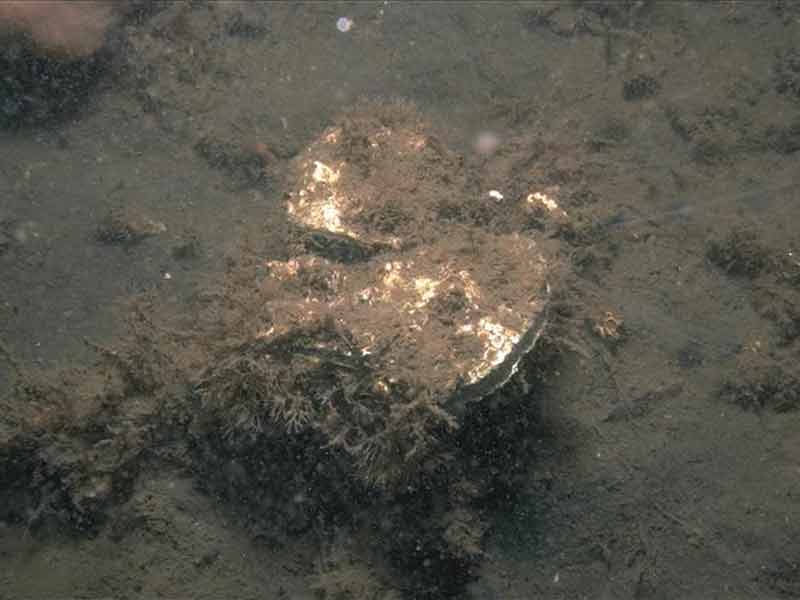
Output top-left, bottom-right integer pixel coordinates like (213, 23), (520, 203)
(2, 3), (800, 599)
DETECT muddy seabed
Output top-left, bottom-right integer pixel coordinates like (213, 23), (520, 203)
(2, 2), (800, 599)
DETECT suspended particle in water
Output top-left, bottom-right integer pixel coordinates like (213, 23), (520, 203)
(336, 17), (354, 32)
(487, 190), (504, 202)
(472, 130), (501, 156)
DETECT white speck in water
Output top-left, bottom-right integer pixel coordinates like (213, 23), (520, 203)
(336, 17), (354, 33)
(473, 130), (501, 156)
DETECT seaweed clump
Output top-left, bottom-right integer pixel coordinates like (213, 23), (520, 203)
(719, 364), (800, 413)
(181, 101), (558, 595)
(0, 367), (152, 536)
(0, 40), (110, 128)
(706, 226), (771, 278)
(774, 47), (800, 100)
